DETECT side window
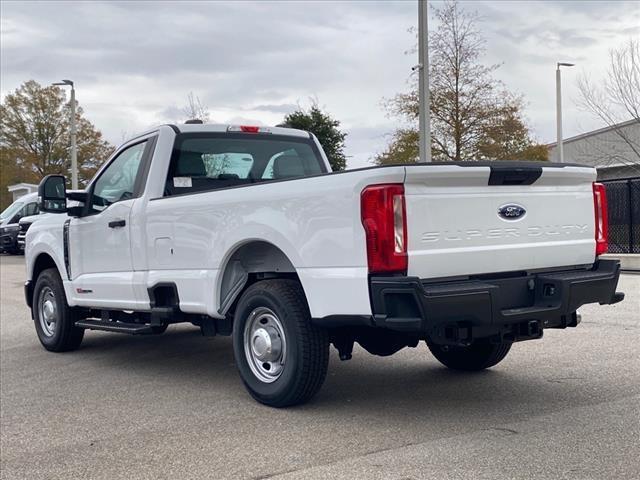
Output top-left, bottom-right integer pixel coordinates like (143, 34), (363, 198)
(13, 208), (24, 222)
(23, 202), (39, 217)
(91, 141), (147, 210)
(262, 149), (308, 180)
(262, 154), (278, 180)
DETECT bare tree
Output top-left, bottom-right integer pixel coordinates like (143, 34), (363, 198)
(577, 39), (640, 168)
(182, 92), (210, 123)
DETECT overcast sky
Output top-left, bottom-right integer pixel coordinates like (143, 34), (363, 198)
(1, 0), (639, 168)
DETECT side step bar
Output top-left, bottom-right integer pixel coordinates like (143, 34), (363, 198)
(75, 319), (157, 335)
(74, 306), (178, 334)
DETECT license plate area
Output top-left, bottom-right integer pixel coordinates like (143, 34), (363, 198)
(476, 275), (535, 311)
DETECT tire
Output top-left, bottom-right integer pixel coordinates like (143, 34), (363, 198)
(151, 324), (169, 334)
(427, 339), (512, 371)
(232, 279), (329, 407)
(33, 268), (84, 352)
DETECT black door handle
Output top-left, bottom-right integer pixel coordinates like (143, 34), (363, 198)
(108, 219), (126, 228)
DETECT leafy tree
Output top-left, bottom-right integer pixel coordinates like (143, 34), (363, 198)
(476, 99), (549, 161)
(0, 80), (114, 203)
(280, 103), (347, 171)
(0, 145), (38, 209)
(376, 0), (546, 164)
(375, 128), (420, 165)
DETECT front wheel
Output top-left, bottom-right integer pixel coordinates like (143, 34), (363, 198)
(232, 279), (329, 407)
(33, 268), (84, 352)
(427, 340), (512, 371)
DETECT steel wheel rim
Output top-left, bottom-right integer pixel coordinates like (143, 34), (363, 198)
(243, 307), (287, 383)
(38, 286), (57, 337)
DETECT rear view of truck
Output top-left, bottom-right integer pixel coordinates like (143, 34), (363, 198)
(361, 162), (623, 372)
(25, 120), (624, 408)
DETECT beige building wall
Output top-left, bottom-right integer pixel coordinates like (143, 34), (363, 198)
(547, 120), (640, 179)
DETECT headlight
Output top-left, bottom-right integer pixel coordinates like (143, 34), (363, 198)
(1, 225), (20, 233)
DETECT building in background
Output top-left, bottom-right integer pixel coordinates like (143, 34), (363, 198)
(7, 183), (38, 202)
(547, 119), (640, 180)
(548, 120), (639, 256)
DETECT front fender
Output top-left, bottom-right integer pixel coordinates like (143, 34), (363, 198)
(26, 231), (65, 280)
(27, 225), (79, 307)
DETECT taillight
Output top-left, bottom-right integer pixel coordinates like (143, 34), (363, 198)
(593, 182), (608, 256)
(361, 184), (407, 274)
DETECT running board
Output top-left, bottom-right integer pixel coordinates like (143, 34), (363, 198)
(75, 319), (156, 335)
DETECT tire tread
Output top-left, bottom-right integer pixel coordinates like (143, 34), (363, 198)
(427, 340), (512, 371)
(235, 279), (329, 407)
(34, 268), (84, 352)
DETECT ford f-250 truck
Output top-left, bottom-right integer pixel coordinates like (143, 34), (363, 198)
(25, 123), (624, 407)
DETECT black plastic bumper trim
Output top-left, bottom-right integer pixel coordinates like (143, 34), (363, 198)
(0, 232), (19, 250)
(24, 280), (33, 309)
(368, 260), (623, 334)
(488, 164), (542, 185)
(312, 315), (373, 328)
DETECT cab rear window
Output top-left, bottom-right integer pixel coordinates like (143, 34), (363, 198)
(164, 133), (325, 196)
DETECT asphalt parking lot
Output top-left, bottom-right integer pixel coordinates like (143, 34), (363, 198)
(1, 254), (639, 480)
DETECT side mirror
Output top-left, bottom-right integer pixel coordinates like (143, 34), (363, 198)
(38, 175), (67, 213)
(67, 189), (89, 217)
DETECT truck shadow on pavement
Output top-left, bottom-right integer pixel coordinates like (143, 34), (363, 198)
(70, 324), (599, 425)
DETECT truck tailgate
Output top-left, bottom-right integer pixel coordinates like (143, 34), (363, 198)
(403, 163), (597, 279)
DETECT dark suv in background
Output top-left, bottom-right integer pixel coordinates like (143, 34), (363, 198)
(0, 193), (39, 255)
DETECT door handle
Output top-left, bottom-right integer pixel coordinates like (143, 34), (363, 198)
(108, 219), (126, 228)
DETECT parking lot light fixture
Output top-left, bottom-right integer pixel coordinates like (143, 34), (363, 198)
(556, 62), (575, 163)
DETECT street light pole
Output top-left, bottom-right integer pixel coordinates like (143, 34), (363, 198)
(70, 84), (77, 190)
(52, 79), (77, 189)
(418, 0), (431, 163)
(556, 62), (574, 163)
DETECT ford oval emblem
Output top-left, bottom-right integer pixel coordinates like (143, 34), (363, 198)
(498, 204), (526, 220)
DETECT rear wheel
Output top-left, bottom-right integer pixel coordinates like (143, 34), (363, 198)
(232, 279), (329, 407)
(427, 340), (512, 371)
(33, 268), (84, 352)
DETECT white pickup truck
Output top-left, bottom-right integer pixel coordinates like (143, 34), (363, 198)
(25, 123), (624, 407)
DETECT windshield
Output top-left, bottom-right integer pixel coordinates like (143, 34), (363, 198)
(0, 201), (24, 221)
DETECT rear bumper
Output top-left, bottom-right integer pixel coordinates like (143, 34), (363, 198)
(364, 260), (624, 344)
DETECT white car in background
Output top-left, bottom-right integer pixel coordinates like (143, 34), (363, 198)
(17, 213), (55, 254)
